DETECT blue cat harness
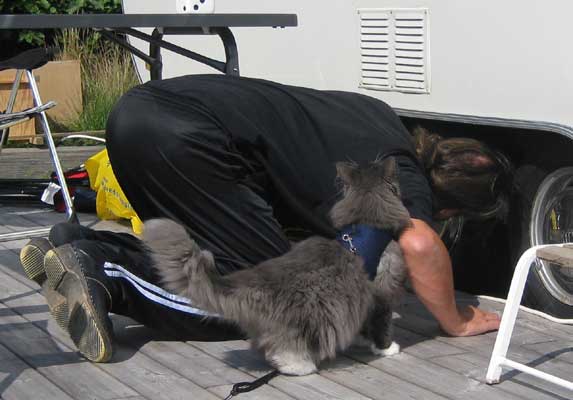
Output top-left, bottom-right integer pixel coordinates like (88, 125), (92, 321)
(336, 224), (394, 280)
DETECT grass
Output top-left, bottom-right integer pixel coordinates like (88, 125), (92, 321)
(2, 30), (138, 148)
(54, 29), (140, 133)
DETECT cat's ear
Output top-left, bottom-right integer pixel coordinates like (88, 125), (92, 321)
(336, 161), (358, 183)
(381, 156), (397, 178)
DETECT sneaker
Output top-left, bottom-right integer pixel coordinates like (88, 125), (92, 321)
(19, 237), (54, 286)
(49, 222), (96, 247)
(20, 237), (72, 332)
(44, 244), (114, 363)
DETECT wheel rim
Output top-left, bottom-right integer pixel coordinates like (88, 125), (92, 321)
(436, 216), (464, 252)
(530, 167), (573, 306)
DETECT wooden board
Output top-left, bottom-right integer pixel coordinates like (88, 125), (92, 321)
(1, 205), (572, 400)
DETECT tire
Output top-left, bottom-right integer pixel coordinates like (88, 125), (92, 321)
(511, 165), (573, 318)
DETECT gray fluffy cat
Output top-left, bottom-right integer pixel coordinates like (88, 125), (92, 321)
(144, 157), (411, 375)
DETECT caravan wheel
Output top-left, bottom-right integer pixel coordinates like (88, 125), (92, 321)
(520, 166), (573, 318)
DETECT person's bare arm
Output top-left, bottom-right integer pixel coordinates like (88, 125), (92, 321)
(398, 218), (500, 336)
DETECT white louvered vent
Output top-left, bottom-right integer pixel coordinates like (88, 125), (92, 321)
(359, 8), (429, 93)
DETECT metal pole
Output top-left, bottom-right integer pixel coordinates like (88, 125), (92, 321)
(214, 27), (240, 76)
(25, 70), (76, 221)
(150, 28), (163, 80)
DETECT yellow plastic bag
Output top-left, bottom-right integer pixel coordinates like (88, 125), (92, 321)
(85, 149), (143, 234)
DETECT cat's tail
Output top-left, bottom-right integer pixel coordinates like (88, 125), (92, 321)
(143, 218), (226, 315)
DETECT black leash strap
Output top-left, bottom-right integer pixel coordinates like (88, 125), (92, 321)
(224, 370), (280, 399)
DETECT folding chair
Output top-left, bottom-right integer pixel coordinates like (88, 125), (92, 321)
(486, 243), (573, 391)
(0, 48), (77, 241)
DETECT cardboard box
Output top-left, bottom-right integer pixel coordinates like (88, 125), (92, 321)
(35, 59), (83, 124)
(0, 70), (35, 139)
(0, 59), (82, 141)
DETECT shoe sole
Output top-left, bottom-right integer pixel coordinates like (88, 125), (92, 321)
(20, 240), (52, 286)
(20, 239), (70, 331)
(44, 248), (113, 363)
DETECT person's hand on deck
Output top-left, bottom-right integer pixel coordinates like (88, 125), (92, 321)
(448, 304), (501, 337)
(400, 218), (501, 337)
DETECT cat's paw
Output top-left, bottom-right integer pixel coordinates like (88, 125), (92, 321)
(278, 362), (317, 376)
(371, 341), (400, 356)
(269, 352), (317, 376)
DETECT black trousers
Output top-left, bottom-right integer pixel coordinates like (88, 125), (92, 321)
(106, 86), (292, 273)
(49, 223), (241, 340)
(60, 85), (296, 336)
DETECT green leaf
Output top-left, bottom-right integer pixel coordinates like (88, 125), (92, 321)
(38, 0), (52, 11)
(19, 30), (45, 46)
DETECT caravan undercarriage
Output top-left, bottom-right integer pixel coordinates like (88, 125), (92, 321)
(403, 116), (573, 317)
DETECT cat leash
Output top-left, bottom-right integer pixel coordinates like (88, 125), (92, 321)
(224, 370), (280, 399)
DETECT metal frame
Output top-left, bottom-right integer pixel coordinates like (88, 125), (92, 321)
(0, 13), (295, 242)
(486, 243), (573, 391)
(0, 68), (77, 242)
(0, 13), (297, 29)
(529, 167), (573, 306)
(395, 108), (573, 142)
(0, 13), (296, 240)
(100, 26), (239, 80)
(0, 13), (297, 80)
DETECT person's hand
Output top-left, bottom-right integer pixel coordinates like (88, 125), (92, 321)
(442, 305), (501, 337)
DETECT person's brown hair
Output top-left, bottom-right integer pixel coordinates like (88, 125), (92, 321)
(413, 126), (513, 220)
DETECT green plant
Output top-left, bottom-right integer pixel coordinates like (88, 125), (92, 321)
(0, 0), (121, 47)
(71, 48), (139, 132)
(53, 28), (139, 132)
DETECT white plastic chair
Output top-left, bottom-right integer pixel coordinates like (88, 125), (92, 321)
(486, 243), (573, 390)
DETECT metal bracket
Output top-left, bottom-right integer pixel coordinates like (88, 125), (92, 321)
(105, 26), (240, 79)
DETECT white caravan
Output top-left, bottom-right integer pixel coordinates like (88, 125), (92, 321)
(121, 0), (573, 318)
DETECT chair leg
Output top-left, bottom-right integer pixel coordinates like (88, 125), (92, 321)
(25, 70), (77, 223)
(0, 70), (24, 154)
(485, 246), (541, 384)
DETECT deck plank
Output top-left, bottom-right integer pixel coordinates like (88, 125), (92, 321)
(472, 296), (573, 340)
(109, 320), (296, 399)
(209, 383), (295, 399)
(523, 340), (573, 364)
(320, 358), (448, 400)
(0, 209), (39, 233)
(0, 146), (105, 180)
(1, 238), (34, 253)
(395, 308), (573, 398)
(0, 264), (224, 400)
(344, 345), (521, 400)
(0, 342), (74, 400)
(191, 340), (372, 400)
(0, 302), (138, 400)
(137, 340), (253, 388)
(96, 347), (221, 400)
(0, 265), (140, 399)
(1, 202), (572, 400)
(435, 352), (573, 400)
(0, 244), (39, 288)
(397, 301), (573, 369)
(396, 326), (570, 400)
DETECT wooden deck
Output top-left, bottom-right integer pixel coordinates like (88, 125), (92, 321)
(1, 204), (572, 400)
(0, 146), (105, 180)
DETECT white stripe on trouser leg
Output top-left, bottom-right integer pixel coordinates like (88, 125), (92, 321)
(103, 262), (218, 317)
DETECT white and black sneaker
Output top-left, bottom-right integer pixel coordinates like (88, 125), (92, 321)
(44, 244), (115, 363)
(19, 237), (54, 286)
